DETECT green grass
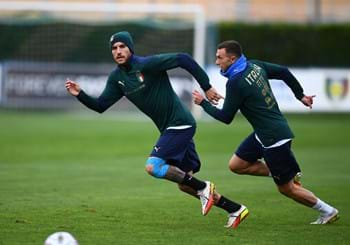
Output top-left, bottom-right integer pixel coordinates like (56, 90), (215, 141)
(0, 111), (349, 245)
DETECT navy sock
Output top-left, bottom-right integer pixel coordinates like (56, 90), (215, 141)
(217, 196), (241, 213)
(181, 173), (206, 191)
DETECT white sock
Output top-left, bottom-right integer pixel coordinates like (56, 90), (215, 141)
(312, 198), (334, 215)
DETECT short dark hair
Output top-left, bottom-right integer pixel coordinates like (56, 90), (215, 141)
(217, 40), (242, 57)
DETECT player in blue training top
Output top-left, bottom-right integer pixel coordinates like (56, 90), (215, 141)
(193, 40), (339, 225)
(65, 32), (249, 228)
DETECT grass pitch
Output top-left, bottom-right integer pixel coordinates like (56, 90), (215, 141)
(0, 111), (349, 245)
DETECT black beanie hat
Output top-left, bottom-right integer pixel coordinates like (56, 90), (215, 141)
(109, 31), (134, 53)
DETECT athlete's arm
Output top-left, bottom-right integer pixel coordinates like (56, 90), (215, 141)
(145, 53), (210, 90)
(253, 60), (305, 100)
(193, 80), (241, 124)
(254, 60), (315, 108)
(66, 75), (123, 113)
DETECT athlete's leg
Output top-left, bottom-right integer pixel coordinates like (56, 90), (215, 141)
(277, 179), (317, 206)
(145, 157), (215, 216)
(277, 179), (339, 224)
(178, 176), (248, 228)
(229, 154), (270, 176)
(263, 142), (311, 205)
(177, 172), (224, 204)
(145, 157), (206, 190)
(145, 160), (185, 183)
(178, 175), (222, 204)
(177, 171), (198, 197)
(229, 133), (270, 176)
(145, 127), (205, 187)
(145, 127), (217, 215)
(265, 141), (338, 224)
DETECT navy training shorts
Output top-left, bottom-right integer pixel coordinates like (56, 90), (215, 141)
(235, 133), (301, 185)
(150, 126), (201, 174)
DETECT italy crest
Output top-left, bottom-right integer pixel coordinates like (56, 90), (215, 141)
(136, 71), (144, 83)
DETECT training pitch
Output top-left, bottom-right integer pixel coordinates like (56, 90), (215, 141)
(0, 111), (349, 244)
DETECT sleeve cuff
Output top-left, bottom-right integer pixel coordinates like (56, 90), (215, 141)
(296, 93), (305, 100)
(200, 99), (211, 107)
(202, 84), (212, 92)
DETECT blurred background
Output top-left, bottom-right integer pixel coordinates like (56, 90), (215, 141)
(0, 0), (349, 114)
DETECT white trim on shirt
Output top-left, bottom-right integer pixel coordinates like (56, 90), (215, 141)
(166, 125), (192, 130)
(255, 134), (291, 149)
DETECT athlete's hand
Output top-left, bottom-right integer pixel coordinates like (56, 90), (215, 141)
(301, 95), (316, 109)
(205, 87), (224, 105)
(192, 90), (205, 105)
(65, 79), (81, 96)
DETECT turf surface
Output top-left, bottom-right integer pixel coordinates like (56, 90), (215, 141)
(0, 111), (349, 244)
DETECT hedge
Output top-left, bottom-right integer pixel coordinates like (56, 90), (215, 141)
(217, 23), (350, 67)
(0, 21), (349, 67)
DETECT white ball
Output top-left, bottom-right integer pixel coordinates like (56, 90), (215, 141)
(44, 231), (78, 245)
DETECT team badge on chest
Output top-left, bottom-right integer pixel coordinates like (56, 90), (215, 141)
(136, 71), (145, 83)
